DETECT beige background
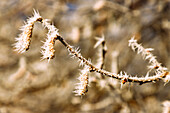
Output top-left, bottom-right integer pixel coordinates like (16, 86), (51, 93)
(0, 0), (169, 113)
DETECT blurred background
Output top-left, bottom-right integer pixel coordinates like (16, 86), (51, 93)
(0, 0), (169, 113)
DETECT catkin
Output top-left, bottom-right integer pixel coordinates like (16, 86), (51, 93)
(14, 10), (42, 53)
(74, 66), (89, 96)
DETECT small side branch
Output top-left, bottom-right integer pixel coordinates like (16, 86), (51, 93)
(56, 35), (170, 85)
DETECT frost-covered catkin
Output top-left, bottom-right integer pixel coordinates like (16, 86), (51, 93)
(74, 66), (89, 96)
(14, 10), (42, 53)
(41, 19), (60, 61)
(41, 32), (57, 60)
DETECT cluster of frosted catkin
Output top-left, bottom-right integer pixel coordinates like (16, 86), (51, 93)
(14, 10), (170, 96)
(14, 10), (59, 61)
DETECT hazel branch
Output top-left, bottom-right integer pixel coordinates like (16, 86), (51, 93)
(14, 10), (170, 93)
(56, 35), (170, 85)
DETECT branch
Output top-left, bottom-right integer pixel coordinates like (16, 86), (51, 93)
(14, 10), (170, 96)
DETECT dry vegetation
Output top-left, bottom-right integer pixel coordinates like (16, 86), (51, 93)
(0, 0), (170, 113)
